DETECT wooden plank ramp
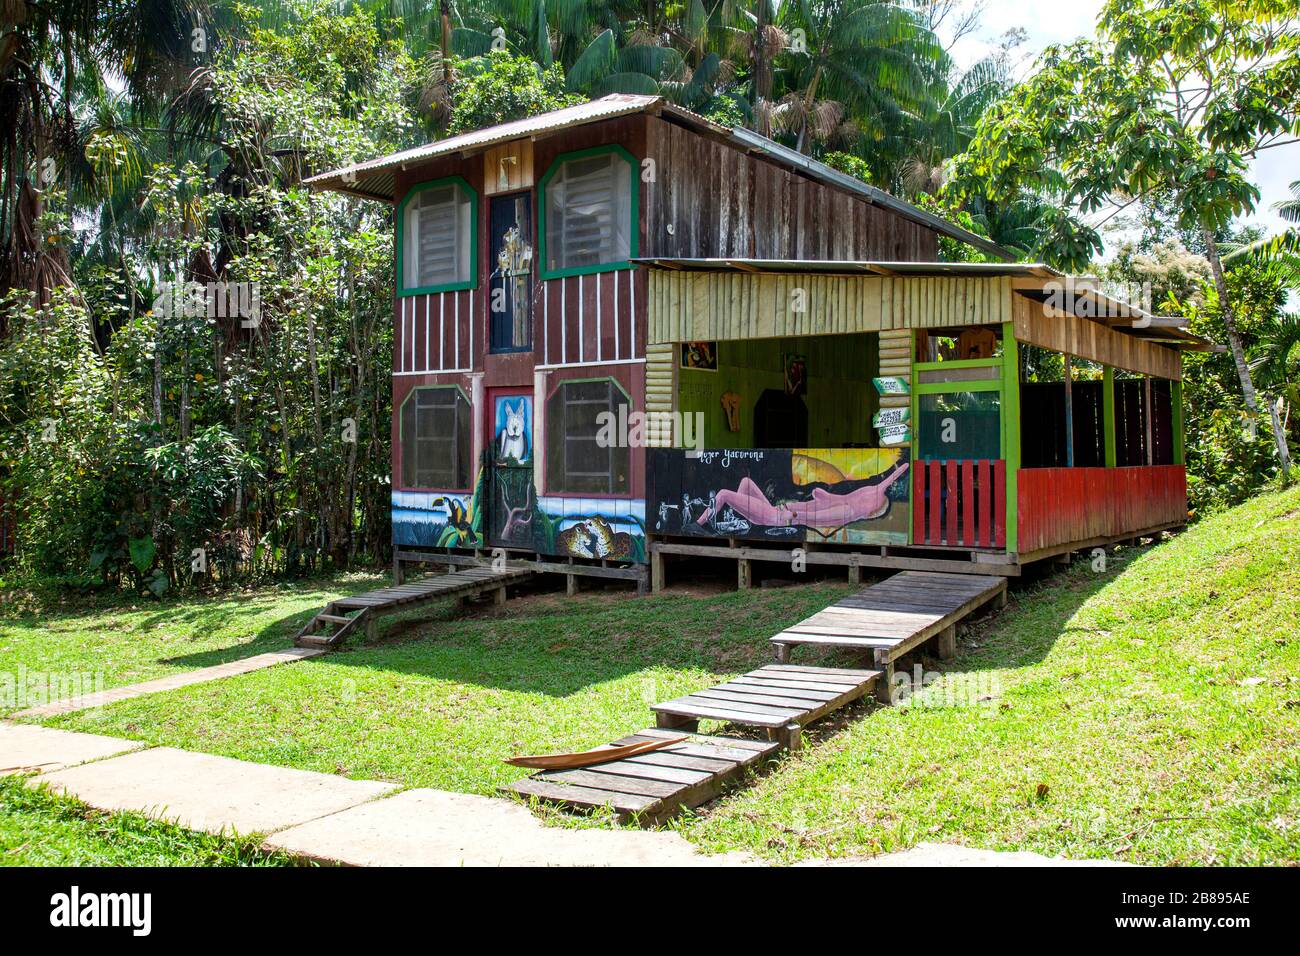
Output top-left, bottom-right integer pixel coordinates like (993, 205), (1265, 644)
(651, 664), (881, 751)
(295, 567), (533, 650)
(507, 728), (780, 826)
(770, 571), (1006, 667)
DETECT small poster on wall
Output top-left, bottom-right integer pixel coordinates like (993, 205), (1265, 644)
(681, 341), (717, 370)
(873, 376), (910, 395)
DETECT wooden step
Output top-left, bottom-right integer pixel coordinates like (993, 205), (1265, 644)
(651, 664), (880, 746)
(506, 728), (780, 826)
(318, 614), (353, 625)
(296, 635), (335, 648)
(771, 571), (1007, 665)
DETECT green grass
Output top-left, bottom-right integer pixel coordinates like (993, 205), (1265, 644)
(0, 572), (386, 715)
(0, 776), (298, 866)
(39, 583), (856, 794)
(8, 486), (1300, 865)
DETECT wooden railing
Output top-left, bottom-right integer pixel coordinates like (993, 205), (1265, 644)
(1017, 465), (1186, 555)
(912, 459), (1006, 549)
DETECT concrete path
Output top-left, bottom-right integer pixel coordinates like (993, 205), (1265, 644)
(39, 747), (397, 836)
(12, 647), (325, 718)
(4, 724), (1122, 867)
(6, 723), (744, 866)
(0, 723), (144, 775)
(264, 787), (745, 867)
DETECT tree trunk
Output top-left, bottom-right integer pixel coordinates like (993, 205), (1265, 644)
(1203, 229), (1292, 477)
(753, 1), (770, 137)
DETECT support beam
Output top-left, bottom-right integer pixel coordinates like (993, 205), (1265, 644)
(935, 624), (956, 660)
(737, 557), (753, 590)
(1102, 366), (1117, 467)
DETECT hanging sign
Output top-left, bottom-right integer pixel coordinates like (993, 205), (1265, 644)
(873, 376), (909, 396)
(873, 407), (910, 428)
(877, 422), (912, 446)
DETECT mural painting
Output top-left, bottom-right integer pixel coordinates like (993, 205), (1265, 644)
(647, 447), (911, 546)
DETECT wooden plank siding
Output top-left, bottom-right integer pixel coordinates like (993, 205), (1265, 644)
(643, 116), (937, 262)
(538, 268), (643, 367)
(1012, 292), (1181, 381)
(394, 289), (476, 374)
(1017, 465), (1187, 555)
(648, 271), (1013, 344)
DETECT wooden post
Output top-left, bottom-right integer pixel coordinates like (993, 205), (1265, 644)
(1102, 366), (1117, 467)
(876, 659), (896, 706)
(848, 562), (862, 585)
(1063, 353), (1075, 468)
(1171, 379), (1185, 466)
(1143, 376), (1154, 465)
(655, 713), (698, 732)
(494, 586), (507, 606)
(566, 574), (579, 596)
(935, 624), (956, 660)
(392, 554), (405, 586)
(773, 722), (802, 752)
(994, 588), (1008, 609)
(1000, 322), (1021, 555)
(364, 614), (378, 643)
(650, 540), (665, 593)
(773, 642), (790, 664)
(737, 557), (753, 589)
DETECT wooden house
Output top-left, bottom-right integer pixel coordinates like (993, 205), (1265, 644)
(307, 94), (1212, 591)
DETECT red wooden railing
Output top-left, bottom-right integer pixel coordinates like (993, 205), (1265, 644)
(1017, 465), (1186, 555)
(913, 459), (1006, 549)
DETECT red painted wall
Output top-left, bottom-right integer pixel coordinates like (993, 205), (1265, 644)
(1017, 465), (1187, 555)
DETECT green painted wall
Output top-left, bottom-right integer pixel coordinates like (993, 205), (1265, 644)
(677, 333), (880, 448)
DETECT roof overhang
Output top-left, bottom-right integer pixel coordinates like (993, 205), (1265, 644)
(306, 94), (1013, 262)
(635, 257), (1220, 353)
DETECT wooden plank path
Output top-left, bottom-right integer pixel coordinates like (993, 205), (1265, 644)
(651, 664), (881, 750)
(295, 566), (533, 649)
(770, 571), (1006, 669)
(509, 571), (1008, 826)
(507, 728), (780, 826)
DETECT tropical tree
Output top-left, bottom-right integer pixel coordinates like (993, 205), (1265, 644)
(948, 0), (1300, 475)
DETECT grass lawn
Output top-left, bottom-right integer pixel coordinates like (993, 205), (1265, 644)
(0, 572), (386, 716)
(0, 776), (296, 866)
(7, 487), (1300, 865)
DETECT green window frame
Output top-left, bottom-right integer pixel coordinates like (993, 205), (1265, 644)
(396, 176), (479, 296)
(399, 385), (472, 490)
(545, 377), (632, 495)
(538, 145), (639, 280)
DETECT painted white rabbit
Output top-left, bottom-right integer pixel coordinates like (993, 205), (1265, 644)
(499, 400), (528, 462)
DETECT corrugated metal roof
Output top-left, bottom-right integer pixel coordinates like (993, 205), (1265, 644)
(306, 94), (1013, 260)
(305, 94), (668, 199)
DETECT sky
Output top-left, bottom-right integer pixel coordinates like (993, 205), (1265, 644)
(945, 0), (1298, 242)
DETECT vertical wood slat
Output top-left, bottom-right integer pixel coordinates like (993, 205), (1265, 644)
(913, 465), (927, 545)
(978, 459), (992, 548)
(961, 459), (975, 546)
(993, 460), (1007, 549)
(944, 460), (959, 545)
(928, 460), (942, 545)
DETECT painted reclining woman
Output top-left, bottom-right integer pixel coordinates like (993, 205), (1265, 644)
(696, 461), (909, 531)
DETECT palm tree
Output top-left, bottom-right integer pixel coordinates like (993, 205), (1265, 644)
(772, 0), (945, 156)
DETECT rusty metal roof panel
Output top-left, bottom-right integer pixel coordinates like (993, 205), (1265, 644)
(305, 94), (664, 196)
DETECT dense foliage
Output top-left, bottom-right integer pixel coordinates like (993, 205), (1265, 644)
(0, 0), (1296, 589)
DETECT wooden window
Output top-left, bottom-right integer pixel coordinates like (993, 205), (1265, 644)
(546, 379), (630, 494)
(540, 147), (636, 278)
(399, 178), (476, 294)
(400, 386), (471, 489)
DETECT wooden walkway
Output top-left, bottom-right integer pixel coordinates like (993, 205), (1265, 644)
(651, 664), (881, 750)
(508, 729), (780, 826)
(295, 566), (533, 650)
(770, 571), (1006, 670)
(508, 570), (1008, 827)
